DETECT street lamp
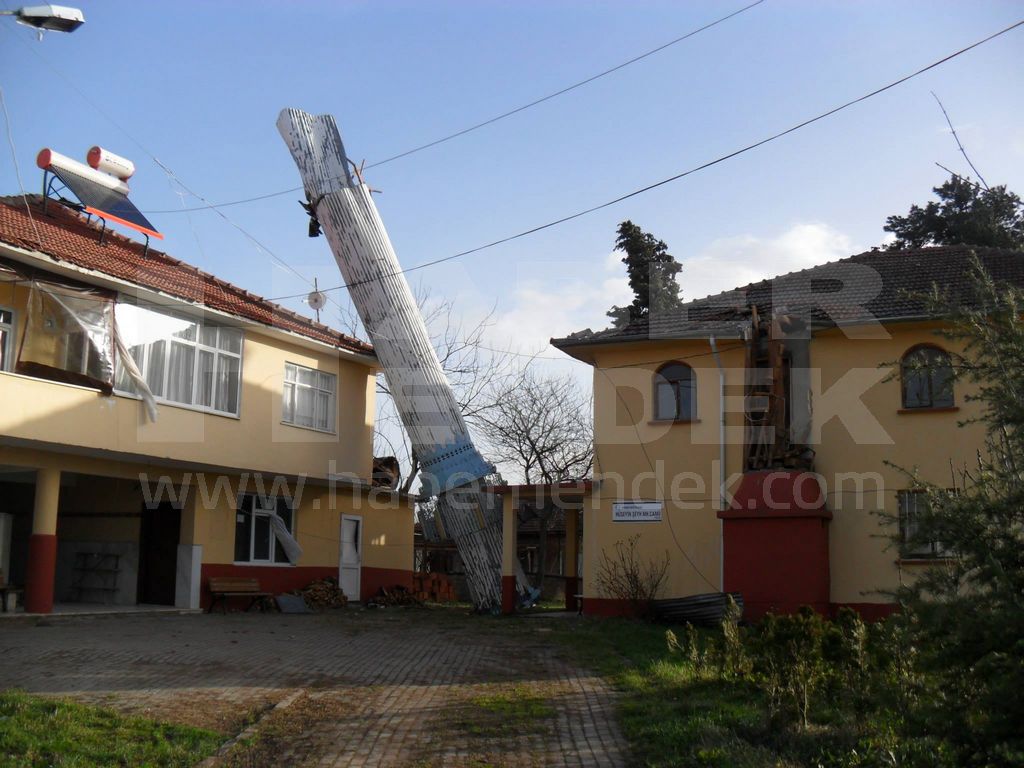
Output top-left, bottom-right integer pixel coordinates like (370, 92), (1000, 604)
(0, 5), (85, 34)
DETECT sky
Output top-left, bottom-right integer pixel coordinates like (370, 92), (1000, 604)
(2, 1), (1023, 437)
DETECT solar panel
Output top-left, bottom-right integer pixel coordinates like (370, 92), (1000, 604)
(49, 163), (163, 240)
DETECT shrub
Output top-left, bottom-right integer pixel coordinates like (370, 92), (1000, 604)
(593, 534), (670, 617)
(749, 608), (830, 729)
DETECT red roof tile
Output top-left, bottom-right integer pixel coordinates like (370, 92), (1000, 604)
(0, 195), (374, 357)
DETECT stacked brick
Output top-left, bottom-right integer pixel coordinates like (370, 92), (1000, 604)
(412, 572), (455, 603)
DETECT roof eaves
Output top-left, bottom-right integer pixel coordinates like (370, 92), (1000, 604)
(0, 196), (375, 357)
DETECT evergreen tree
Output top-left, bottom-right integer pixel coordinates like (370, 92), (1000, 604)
(884, 175), (1024, 250)
(607, 220), (684, 327)
(887, 258), (1024, 764)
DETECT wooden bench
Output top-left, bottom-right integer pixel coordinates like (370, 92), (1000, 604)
(207, 577), (275, 614)
(0, 574), (23, 613)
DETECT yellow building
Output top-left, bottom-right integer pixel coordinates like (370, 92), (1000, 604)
(552, 245), (1022, 620)
(0, 195), (413, 614)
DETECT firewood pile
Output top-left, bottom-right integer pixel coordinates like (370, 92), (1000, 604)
(292, 577), (348, 610)
(368, 584), (421, 607)
(413, 571), (456, 603)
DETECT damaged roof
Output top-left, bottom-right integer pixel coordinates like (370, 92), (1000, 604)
(0, 195), (374, 356)
(552, 244), (1024, 350)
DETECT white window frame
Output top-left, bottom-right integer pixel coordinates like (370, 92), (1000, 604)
(234, 494), (296, 566)
(0, 305), (14, 372)
(114, 303), (244, 418)
(282, 361), (337, 433)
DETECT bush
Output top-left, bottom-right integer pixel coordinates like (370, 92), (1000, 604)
(593, 534), (670, 616)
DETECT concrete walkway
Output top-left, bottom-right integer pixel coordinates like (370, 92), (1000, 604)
(0, 608), (627, 767)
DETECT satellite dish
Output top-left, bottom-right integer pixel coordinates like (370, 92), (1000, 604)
(307, 290), (327, 311)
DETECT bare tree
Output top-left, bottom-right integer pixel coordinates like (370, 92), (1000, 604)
(346, 282), (517, 494)
(478, 369), (594, 591)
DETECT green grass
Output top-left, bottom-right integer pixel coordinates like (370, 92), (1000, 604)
(0, 690), (221, 767)
(545, 617), (907, 768)
(449, 684), (557, 740)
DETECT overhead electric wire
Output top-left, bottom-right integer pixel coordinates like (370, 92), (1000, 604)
(0, 24), (327, 303)
(265, 17), (1024, 304)
(0, 85), (43, 249)
(144, 0), (767, 215)
(933, 162), (1024, 210)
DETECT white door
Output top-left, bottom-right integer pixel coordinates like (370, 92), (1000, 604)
(340, 515), (362, 601)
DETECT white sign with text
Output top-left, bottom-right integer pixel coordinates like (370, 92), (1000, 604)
(612, 501), (663, 522)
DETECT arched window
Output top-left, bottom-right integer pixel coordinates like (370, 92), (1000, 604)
(901, 345), (954, 409)
(654, 362), (696, 421)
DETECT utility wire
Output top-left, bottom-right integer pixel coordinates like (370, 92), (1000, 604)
(0, 85), (42, 249)
(594, 364), (724, 593)
(0, 23), (326, 302)
(934, 162), (1024, 209)
(144, 0), (766, 215)
(931, 91), (989, 190)
(266, 18), (1024, 304)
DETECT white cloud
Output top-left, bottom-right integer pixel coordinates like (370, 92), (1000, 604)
(484, 222), (859, 357)
(485, 259), (631, 355)
(681, 222), (859, 301)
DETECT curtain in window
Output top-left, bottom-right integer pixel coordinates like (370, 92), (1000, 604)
(167, 342), (195, 404)
(283, 362), (336, 431)
(215, 355), (240, 414)
(114, 303), (242, 416)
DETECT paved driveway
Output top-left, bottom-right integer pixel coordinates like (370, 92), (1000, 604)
(0, 608), (626, 767)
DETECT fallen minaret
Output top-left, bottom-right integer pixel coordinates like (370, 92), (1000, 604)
(277, 109), (530, 610)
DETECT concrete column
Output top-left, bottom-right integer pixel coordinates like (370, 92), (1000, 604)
(175, 488), (203, 610)
(26, 467), (60, 613)
(501, 493), (518, 615)
(564, 507), (580, 613)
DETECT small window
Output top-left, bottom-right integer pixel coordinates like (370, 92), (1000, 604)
(283, 362), (336, 432)
(0, 307), (13, 372)
(901, 345), (954, 409)
(897, 490), (947, 558)
(654, 362), (696, 421)
(234, 495), (295, 564)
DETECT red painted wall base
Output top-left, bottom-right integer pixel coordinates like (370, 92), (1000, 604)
(360, 566), (413, 602)
(501, 575), (516, 614)
(25, 533), (57, 614)
(581, 598), (641, 618)
(200, 564), (336, 611)
(199, 564), (414, 610)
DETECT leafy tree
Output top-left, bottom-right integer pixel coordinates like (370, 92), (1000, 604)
(884, 175), (1024, 250)
(607, 220), (684, 327)
(884, 258), (1024, 764)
